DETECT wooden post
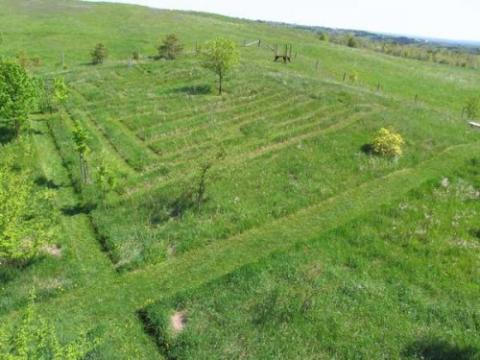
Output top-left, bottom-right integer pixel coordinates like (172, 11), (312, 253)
(343, 72), (347, 81)
(376, 82), (381, 91)
(258, 39), (261, 48)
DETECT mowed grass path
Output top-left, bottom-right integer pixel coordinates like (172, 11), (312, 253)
(54, 55), (477, 270)
(3, 120), (479, 358)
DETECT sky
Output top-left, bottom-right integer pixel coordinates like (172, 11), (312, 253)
(86, 0), (480, 42)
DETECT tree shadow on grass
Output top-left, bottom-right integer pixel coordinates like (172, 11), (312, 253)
(61, 202), (97, 216)
(149, 191), (197, 226)
(360, 143), (374, 155)
(0, 125), (16, 145)
(469, 228), (480, 240)
(0, 256), (44, 287)
(35, 175), (62, 190)
(403, 339), (479, 360)
(173, 85), (211, 95)
(0, 266), (19, 285)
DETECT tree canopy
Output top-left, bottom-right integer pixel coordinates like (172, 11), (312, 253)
(200, 38), (240, 95)
(0, 61), (35, 136)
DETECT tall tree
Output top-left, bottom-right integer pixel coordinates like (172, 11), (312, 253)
(200, 38), (240, 95)
(0, 61), (35, 136)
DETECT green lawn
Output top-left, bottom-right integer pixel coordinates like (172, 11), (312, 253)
(142, 163), (480, 359)
(0, 0), (479, 358)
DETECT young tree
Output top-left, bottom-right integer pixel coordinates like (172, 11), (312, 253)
(200, 38), (240, 95)
(0, 161), (56, 265)
(94, 156), (117, 199)
(0, 292), (99, 358)
(91, 43), (107, 65)
(158, 34), (183, 60)
(0, 60), (35, 136)
(72, 123), (90, 185)
(54, 77), (69, 105)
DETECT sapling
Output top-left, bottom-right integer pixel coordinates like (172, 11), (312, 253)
(72, 123), (90, 185)
(200, 38), (240, 95)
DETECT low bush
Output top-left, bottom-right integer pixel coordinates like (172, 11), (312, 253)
(0, 292), (100, 359)
(0, 159), (57, 265)
(371, 128), (405, 157)
(91, 43), (107, 65)
(465, 97), (479, 119)
(158, 34), (183, 60)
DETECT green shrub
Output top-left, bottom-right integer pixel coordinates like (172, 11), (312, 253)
(318, 32), (329, 42)
(0, 292), (99, 359)
(465, 97), (479, 119)
(0, 60), (35, 136)
(349, 71), (359, 83)
(0, 159), (56, 265)
(371, 128), (405, 157)
(158, 34), (183, 60)
(54, 77), (69, 105)
(347, 35), (358, 48)
(91, 43), (107, 65)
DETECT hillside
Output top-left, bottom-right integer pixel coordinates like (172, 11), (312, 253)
(1, 0), (480, 358)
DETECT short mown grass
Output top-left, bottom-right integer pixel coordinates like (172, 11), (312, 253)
(141, 163), (480, 359)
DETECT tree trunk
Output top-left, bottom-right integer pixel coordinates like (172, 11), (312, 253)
(14, 119), (20, 137)
(218, 73), (223, 95)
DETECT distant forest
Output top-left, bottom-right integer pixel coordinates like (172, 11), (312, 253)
(263, 21), (480, 69)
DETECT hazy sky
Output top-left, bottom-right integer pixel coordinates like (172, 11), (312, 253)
(86, 0), (480, 41)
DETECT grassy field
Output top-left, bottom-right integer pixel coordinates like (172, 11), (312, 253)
(1, 0), (479, 358)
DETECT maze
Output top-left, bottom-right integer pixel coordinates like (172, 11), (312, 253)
(1, 33), (477, 360)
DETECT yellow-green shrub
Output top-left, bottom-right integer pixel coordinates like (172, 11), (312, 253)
(372, 128), (405, 157)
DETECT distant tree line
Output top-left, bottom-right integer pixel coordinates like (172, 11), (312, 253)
(318, 32), (480, 69)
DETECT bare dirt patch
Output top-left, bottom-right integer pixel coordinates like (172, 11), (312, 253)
(170, 311), (187, 333)
(42, 244), (62, 257)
